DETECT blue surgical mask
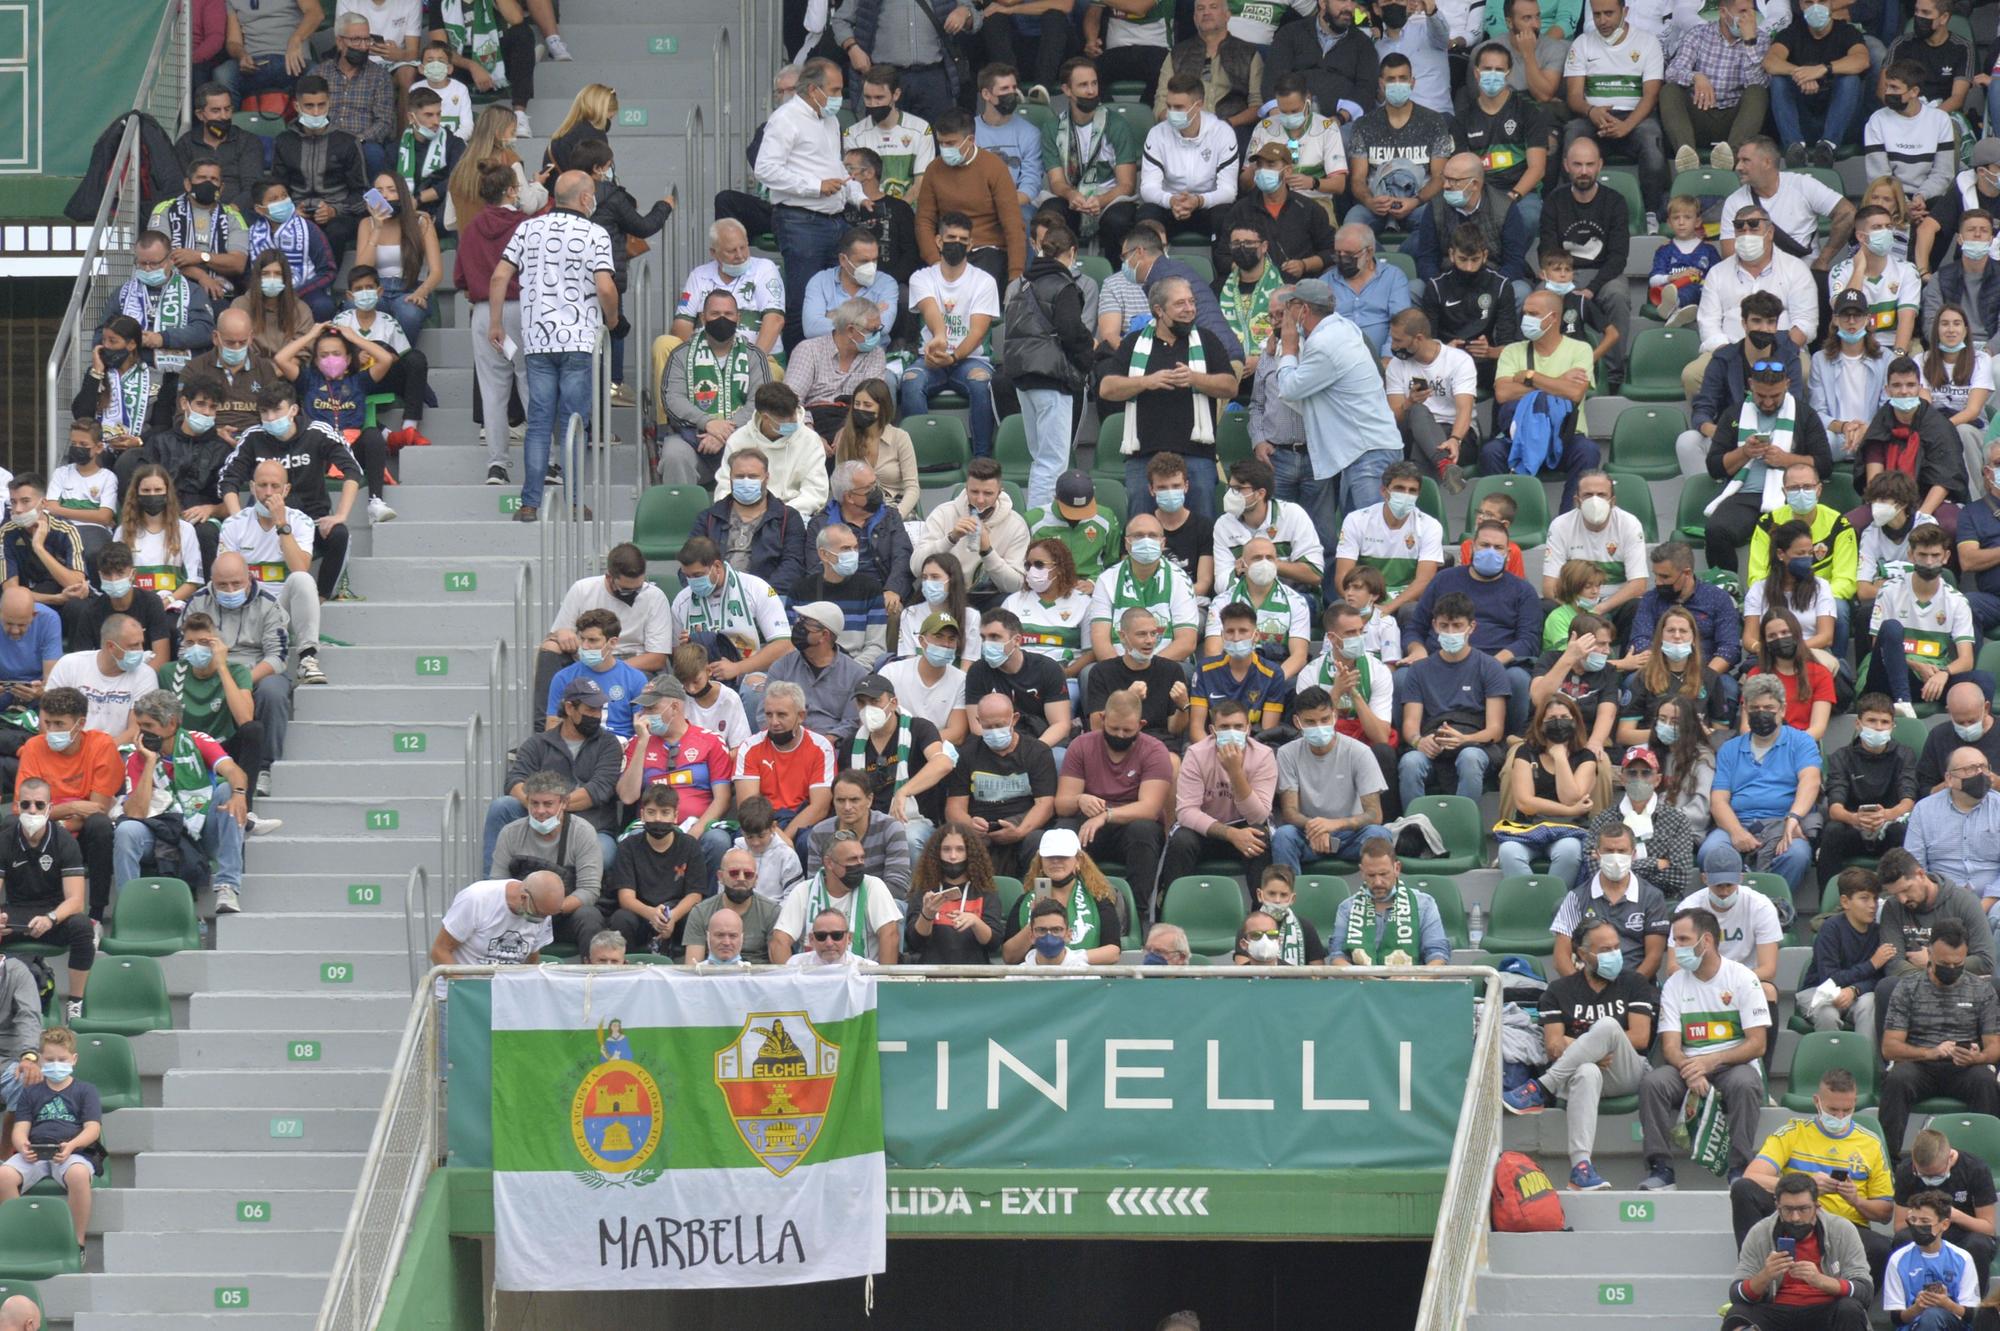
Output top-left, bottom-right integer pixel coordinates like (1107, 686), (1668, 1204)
(1785, 488), (1818, 513)
(1819, 1110), (1853, 1136)
(688, 572), (716, 598)
(1991, 465), (2000, 490)
(1889, 395), (1921, 413)
(528, 814), (561, 835)
(720, 259), (749, 278)
(1437, 631), (1469, 654)
(1254, 168), (1282, 193)
(1660, 640), (1693, 663)
(646, 713), (669, 737)
(101, 578), (133, 600)
(820, 94), (843, 117)
(136, 266), (169, 288)
(181, 643), (213, 669)
(832, 550), (860, 577)
(1035, 932), (1069, 959)
(1593, 948), (1624, 980)
(1804, 2), (1830, 24)
(1860, 725), (1892, 748)
(1584, 651), (1608, 672)
(1545, 279), (1575, 296)
(1213, 729), (1247, 748)
(1386, 491), (1418, 518)
(119, 648), (146, 671)
(1303, 724), (1337, 748)
(924, 643), (956, 668)
(1653, 721), (1679, 745)
(1153, 488), (1186, 513)
(1383, 83), (1413, 106)
(775, 420), (798, 437)
(40, 1061), (72, 1082)
(982, 726), (1013, 750)
(1129, 538), (1162, 565)
(264, 415), (294, 441)
(1836, 326), (1868, 344)
(1520, 314), (1545, 340)
(1941, 339), (1968, 354)
(1964, 241), (1993, 262)
(215, 586), (249, 609)
(861, 329), (884, 351)
(922, 578), (949, 604)
(1224, 637), (1256, 659)
(1673, 944), (1702, 971)
(1442, 188), (1468, 209)
(297, 113), (329, 130)
(981, 640), (1009, 667)
(731, 477), (764, 505)
(44, 730), (72, 752)
(1957, 719), (1987, 741)
(579, 648), (606, 667)
(266, 199), (296, 225)
(1865, 229), (1894, 256)
(352, 289), (380, 311)
(1478, 69), (1509, 96)
(1166, 109), (1192, 129)
(1471, 547), (1506, 577)
(940, 144), (965, 167)
(186, 411), (215, 434)
(218, 344), (248, 366)
(1279, 110), (1309, 130)
(1120, 261), (1139, 283)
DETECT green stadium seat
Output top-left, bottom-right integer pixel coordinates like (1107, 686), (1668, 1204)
(1779, 1031), (1878, 1110)
(1001, 481), (1027, 514)
(1598, 168), (1644, 233)
(1414, 875), (1470, 948)
(1103, 102), (1155, 150)
(1175, 251), (1214, 282)
(0, 1199), (82, 1279)
(1666, 168), (1739, 233)
(1418, 473), (1447, 527)
(72, 956), (171, 1037)
(1094, 412), (1126, 475)
(1463, 474), (1550, 547)
(1822, 471), (1862, 514)
(1801, 166), (1844, 200)
(1397, 796), (1484, 874)
(362, 391), (400, 430)
(232, 111), (288, 138)
(1890, 715), (1930, 755)
(1215, 412), (1253, 468)
(1108, 876), (1141, 949)
(1856, 1108), (1890, 1155)
(1607, 404), (1688, 480)
(1292, 875), (1351, 937)
(78, 1033), (141, 1111)
(0, 1283), (37, 1315)
(630, 484), (711, 562)
(1623, 327), (1701, 402)
(1479, 874), (1569, 955)
(1677, 475), (1725, 538)
(1161, 875), (1249, 955)
(1080, 255), (1114, 284)
(1022, 103), (1057, 137)
(1604, 467), (1659, 541)
(1381, 250), (1417, 283)
(909, 415), (971, 490)
(1108, 79), (1146, 101)
(1093, 475), (1129, 516)
(995, 876), (1024, 925)
(994, 413), (1033, 486)
(1929, 1113), (2000, 1166)
(103, 877), (199, 957)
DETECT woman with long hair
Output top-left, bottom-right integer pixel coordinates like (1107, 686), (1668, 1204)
(1543, 558), (1606, 651)
(543, 82), (618, 174)
(1922, 302), (1993, 490)
(446, 103), (546, 231)
(1746, 606), (1835, 740)
(1617, 605), (1730, 745)
(832, 379), (920, 517)
(999, 833), (1126, 965)
(904, 823), (1001, 964)
(1000, 538), (1095, 685)
(355, 171), (443, 348)
(230, 250), (314, 358)
(1650, 695), (1716, 837)
(71, 316), (167, 442)
(900, 554), (977, 664)
(1861, 174), (1925, 269)
(1495, 693), (1598, 884)
(1743, 519), (1835, 656)
(112, 463), (203, 604)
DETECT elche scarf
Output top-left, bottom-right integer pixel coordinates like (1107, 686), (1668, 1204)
(1045, 874), (1102, 948)
(1312, 644), (1372, 715)
(438, 0), (506, 83)
(1705, 393), (1796, 516)
(688, 336), (753, 417)
(166, 193), (228, 254)
(120, 272), (192, 371)
(683, 565), (752, 640)
(1121, 325), (1214, 455)
(1225, 261), (1283, 352)
(249, 215), (315, 286)
(148, 729), (219, 832)
(104, 362), (154, 434)
(1269, 902), (1305, 965)
(806, 870), (879, 960)
(1112, 557), (1175, 625)
(851, 711), (911, 786)
(1058, 109), (1120, 237)
(1343, 880), (1417, 964)
(396, 127), (448, 187)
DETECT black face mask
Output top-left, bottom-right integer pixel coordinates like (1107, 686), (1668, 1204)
(766, 727), (796, 748)
(1392, 344), (1415, 360)
(1167, 318), (1194, 338)
(1103, 732), (1135, 754)
(1542, 716), (1575, 743)
(611, 584), (640, 605)
(573, 715), (603, 739)
(1380, 2), (1408, 25)
(1746, 331), (1775, 354)
(939, 241), (969, 266)
(136, 493), (168, 517)
(1072, 95), (1100, 115)
(641, 821), (676, 841)
(1913, 15), (1934, 36)
(342, 46), (369, 66)
(866, 103), (894, 124)
(995, 93), (1021, 115)
(1335, 254), (1362, 278)
(191, 181), (220, 207)
(68, 447), (95, 467)
(1935, 962), (1965, 985)
(1748, 711), (1781, 737)
(1909, 1224), (1938, 1245)
(139, 730), (164, 754)
(849, 409), (879, 431)
(791, 620), (820, 652)
(704, 316), (738, 344)
(1776, 1219), (1815, 1241)
(1770, 637), (1799, 660)
(1230, 245), (1263, 271)
(1963, 773), (1992, 800)
(723, 884), (756, 903)
(939, 859), (969, 880)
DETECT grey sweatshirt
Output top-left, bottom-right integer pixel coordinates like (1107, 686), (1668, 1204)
(489, 816), (603, 906)
(0, 956), (41, 1061)
(1880, 878), (1996, 979)
(1731, 1212), (1874, 1308)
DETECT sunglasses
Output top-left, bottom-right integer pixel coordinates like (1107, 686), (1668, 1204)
(1245, 929), (1280, 939)
(1750, 361), (1787, 374)
(15, 801), (46, 812)
(812, 930), (849, 942)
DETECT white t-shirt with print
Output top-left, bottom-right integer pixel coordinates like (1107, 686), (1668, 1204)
(877, 657), (968, 734)
(435, 878), (553, 994)
(45, 651), (159, 734)
(334, 307), (411, 355)
(909, 264), (1002, 347)
(1825, 257), (1922, 351)
(1544, 507), (1650, 591)
(47, 465), (119, 528)
(1384, 343), (1477, 428)
(1659, 955), (1772, 1058)
(502, 210), (616, 355)
(1857, 511), (1937, 588)
(1675, 888), (1783, 970)
(1564, 23), (1665, 112)
(772, 874), (905, 945)
(686, 684), (752, 751)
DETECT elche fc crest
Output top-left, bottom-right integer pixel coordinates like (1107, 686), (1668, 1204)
(715, 1011), (842, 1177)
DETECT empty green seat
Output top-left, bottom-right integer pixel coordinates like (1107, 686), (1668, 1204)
(77, 1033), (141, 1111)
(1607, 405), (1687, 481)
(0, 1199), (81, 1279)
(1676, 475), (1725, 538)
(72, 956), (171, 1037)
(1414, 875), (1470, 949)
(1397, 796), (1484, 874)
(1929, 1112), (2000, 1166)
(1292, 874), (1352, 938)
(1597, 167), (1644, 233)
(993, 413), (1033, 486)
(1463, 474), (1550, 547)
(630, 484), (711, 562)
(1480, 875), (1569, 955)
(104, 877), (199, 957)
(1623, 328), (1702, 402)
(1161, 875), (1249, 955)
(908, 414), (971, 489)
(1779, 1031), (1877, 1110)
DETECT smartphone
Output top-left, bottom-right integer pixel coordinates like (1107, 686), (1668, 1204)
(1032, 876), (1054, 902)
(363, 187), (390, 215)
(1830, 1168), (1849, 1182)
(1775, 1236), (1798, 1256)
(934, 885), (970, 923)
(1409, 377), (1429, 392)
(1859, 805), (1881, 815)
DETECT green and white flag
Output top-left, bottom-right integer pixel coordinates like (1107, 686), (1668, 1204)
(491, 968), (886, 1291)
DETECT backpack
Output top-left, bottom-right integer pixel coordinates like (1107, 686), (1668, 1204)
(1002, 274), (1082, 392)
(1490, 1150), (1567, 1232)
(64, 110), (184, 224)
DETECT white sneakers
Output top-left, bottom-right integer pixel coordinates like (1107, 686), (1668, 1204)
(213, 884), (242, 914)
(543, 33), (572, 60)
(368, 495), (397, 524)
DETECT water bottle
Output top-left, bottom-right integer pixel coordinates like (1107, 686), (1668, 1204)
(1467, 903), (1485, 948)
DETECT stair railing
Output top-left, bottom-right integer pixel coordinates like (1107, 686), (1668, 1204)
(1413, 967), (1507, 1331)
(400, 865), (432, 992)
(715, 28), (734, 195)
(681, 104), (707, 304)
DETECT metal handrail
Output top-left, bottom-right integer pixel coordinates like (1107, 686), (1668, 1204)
(629, 250), (655, 479)
(683, 104), (706, 295)
(437, 789), (463, 904)
(43, 0), (191, 471)
(459, 714), (483, 861)
(715, 29), (733, 196)
(1414, 967), (1507, 1331)
(399, 865), (431, 994)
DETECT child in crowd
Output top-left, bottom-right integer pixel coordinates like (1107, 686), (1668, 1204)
(1539, 247), (1619, 372)
(1854, 469), (1932, 640)
(1418, 223), (1515, 396)
(417, 39), (475, 139)
(1648, 195), (1719, 325)
(0, 1027), (100, 1248)
(673, 643), (750, 750)
(1341, 567), (1404, 662)
(1456, 492), (1525, 577)
(732, 796), (802, 905)
(49, 420), (119, 558)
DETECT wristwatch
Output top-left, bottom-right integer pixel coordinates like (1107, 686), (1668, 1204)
(275, 523), (292, 535)
(199, 251), (212, 265)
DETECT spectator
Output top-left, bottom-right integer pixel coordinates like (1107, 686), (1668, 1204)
(800, 233), (896, 345)
(1119, 223), (1246, 364)
(1551, 820), (1672, 978)
(829, 380), (918, 518)
(1865, 60), (1960, 273)
(75, 319), (168, 446)
(215, 460), (326, 686)
(967, 607), (1071, 750)
(1213, 457), (1324, 600)
(245, 187), (337, 325)
(1732, 1066), (1894, 1267)
(1272, 684), (1390, 870)
(1496, 694), (1599, 882)
(1895, 1130), (1999, 1288)
(1266, 0), (1377, 118)
(1487, 290), (1602, 511)
(793, 523), (891, 662)
(179, 554), (293, 781)
(1906, 747), (2000, 913)
(1333, 461), (1444, 621)
(1818, 695), (1918, 880)
(177, 84), (268, 213)
(1041, 57), (1140, 258)
(0, 778), (93, 1016)
(15, 689), (120, 928)
(1663, 0), (1771, 173)
(997, 828), (1126, 965)
(1083, 607), (1192, 747)
(587, 933), (625, 966)
(1959, 439), (2000, 643)
(1884, 0), (1974, 115)
(901, 554), (977, 666)
(1193, 594), (1297, 730)
(1161, 696), (1277, 892)
(1024, 473), (1120, 597)
(1747, 608), (1835, 740)
(1885, 1190), (1981, 1329)
(1724, 1171), (1875, 1329)
(1561, 0), (1667, 217)
(851, 672), (954, 856)
(945, 691), (1057, 876)
(1009, 232), (1094, 513)
(1145, 451), (1217, 599)
(315, 12), (397, 177)
(480, 676), (622, 875)
(730, 797), (805, 902)
(811, 459), (915, 613)
(335, 264), (431, 448)
(1307, 601), (1399, 801)
(673, 646), (752, 753)
(713, 382), (832, 519)
(1250, 867), (1325, 964)
(569, 138), (669, 402)
(1861, 356), (1968, 545)
(1420, 224), (1517, 397)
(1343, 55), (1454, 239)
(453, 163), (529, 484)
(1876, 852), (1997, 1040)
(683, 848), (782, 964)
(1831, 209), (1922, 358)
(412, 38), (472, 138)
(910, 458), (1030, 595)
(148, 159), (250, 310)
(1456, 39), (1552, 237)
(1638, 907), (1771, 1190)
(1396, 590), (1509, 805)
(1144, 922), (1193, 965)
(1203, 538), (1311, 680)
(1651, 195), (1723, 323)
(846, 64), (935, 204)
(692, 908), (749, 967)
(1913, 308), (1991, 461)
(1100, 279), (1238, 523)
(1539, 137), (1635, 383)
(733, 681), (838, 846)
(46, 617), (155, 745)
(1811, 291), (1892, 466)
(1405, 154), (1529, 288)
(971, 63), (1042, 224)
(1873, 525), (1979, 715)
(901, 210), (1002, 461)
(1923, 214), (1999, 350)
(489, 770), (609, 946)
(1330, 837), (1452, 965)
(604, 785), (709, 957)
(688, 450), (810, 592)
(748, 58), (850, 344)
(113, 689), (248, 914)
(428, 872), (562, 972)
(1764, 8), (1869, 166)
(670, 536), (796, 686)
(1278, 278), (1405, 548)
(1384, 309), (1478, 494)
(617, 675), (735, 875)
(1089, 518), (1201, 661)
(1157, 0), (1264, 124)
(771, 827), (901, 963)
(1054, 687), (1169, 914)
(1801, 868), (1891, 1045)
(1881, 918), (2000, 1169)
(184, 308), (274, 449)
(1678, 844), (1784, 1003)
(1543, 470), (1649, 639)
(805, 769), (914, 899)
(265, 325), (396, 527)
(0, 478), (86, 610)
(1502, 917), (1657, 1191)
(1406, 519), (1543, 730)
(1704, 673), (1823, 913)
(1700, 361), (1834, 578)
(273, 77), (369, 263)
(1741, 472), (1850, 651)
(540, 81), (614, 176)
(1625, 542), (1746, 697)
(999, 539), (1094, 684)
(487, 170), (615, 522)
(535, 546), (672, 717)
(671, 221), (786, 353)
(542, 609), (647, 739)
(0, 1026), (99, 1249)
(222, 0), (321, 102)
(1320, 227), (1413, 367)
(764, 601), (873, 744)
(165, 611), (269, 824)
(903, 821), (1001, 963)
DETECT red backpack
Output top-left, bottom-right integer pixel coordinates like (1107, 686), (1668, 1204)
(1490, 1150), (1567, 1232)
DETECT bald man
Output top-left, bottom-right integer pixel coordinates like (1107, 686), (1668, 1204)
(185, 307), (276, 446)
(179, 550), (296, 778)
(430, 871), (567, 972)
(684, 847), (782, 964)
(0, 1293), (38, 1330)
(1486, 287), (1603, 512)
(1406, 153), (1531, 285)
(487, 167), (618, 523)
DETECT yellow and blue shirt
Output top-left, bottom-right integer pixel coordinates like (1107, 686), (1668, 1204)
(1754, 1116), (1892, 1228)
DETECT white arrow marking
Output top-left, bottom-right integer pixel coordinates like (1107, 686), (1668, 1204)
(1107, 1188), (1125, 1215)
(1172, 1186), (1193, 1214)
(1140, 1188), (1160, 1216)
(1190, 1187), (1209, 1215)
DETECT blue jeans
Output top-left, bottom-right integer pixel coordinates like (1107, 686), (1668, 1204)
(1477, 434), (1603, 514)
(1271, 821), (1392, 872)
(113, 803), (245, 892)
(1399, 744), (1492, 807)
(1870, 620), (1995, 704)
(523, 351), (593, 511)
(772, 207), (846, 346)
(1498, 832), (1585, 884)
(1502, 664), (1533, 737)
(900, 357), (996, 458)
(1902, 1308), (1967, 1331)
(1267, 444), (1308, 504)
(216, 56), (297, 99)
(1126, 453), (1220, 523)
(1316, 448), (1397, 565)
(481, 796), (619, 876)
(379, 281), (428, 347)
(1018, 387), (1075, 511)
(1774, 73), (1864, 148)
(1698, 826), (1813, 913)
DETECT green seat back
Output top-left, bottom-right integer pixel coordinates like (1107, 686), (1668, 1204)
(1822, 471), (1863, 514)
(995, 876), (1024, 926)
(630, 484), (711, 561)
(1608, 404), (1689, 481)
(1666, 168), (1739, 234)
(1624, 327), (1702, 402)
(1080, 255), (1114, 284)
(72, 955), (171, 1037)
(1603, 467), (1659, 541)
(1021, 103), (1057, 137)
(1292, 874), (1351, 937)
(1418, 473), (1447, 527)
(1094, 475), (1129, 517)
(994, 413), (1033, 486)
(1215, 412), (1253, 468)
(1107, 876), (1141, 949)
(1929, 1113), (2000, 1167)
(1161, 876), (1249, 955)
(1412, 875), (1470, 948)
(1481, 874), (1570, 955)
(0, 1282), (39, 1313)
(1103, 103), (1156, 149)
(0, 1199), (82, 1279)
(1779, 1031), (1878, 1110)
(1381, 249), (1417, 283)
(1598, 167), (1644, 232)
(1676, 474), (1726, 538)
(1463, 474), (1550, 548)
(1397, 795), (1484, 873)
(103, 877), (199, 958)
(1175, 250), (1214, 282)
(908, 415), (971, 489)
(79, 1032), (141, 1111)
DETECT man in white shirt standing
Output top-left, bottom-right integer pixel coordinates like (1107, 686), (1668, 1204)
(1686, 202), (1818, 396)
(1137, 74), (1241, 249)
(486, 170), (615, 524)
(1543, 468), (1650, 641)
(1384, 308), (1479, 494)
(753, 57), (849, 348)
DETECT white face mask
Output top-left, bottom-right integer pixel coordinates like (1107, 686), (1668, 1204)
(1579, 495), (1611, 525)
(1246, 558), (1278, 587)
(1246, 935), (1280, 961)
(1597, 852), (1632, 880)
(1871, 501), (1902, 527)
(1735, 234), (1766, 263)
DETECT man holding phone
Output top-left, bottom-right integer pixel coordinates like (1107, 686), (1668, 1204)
(1725, 1171), (1874, 1331)
(1882, 919), (2000, 1172)
(1730, 1066), (1894, 1282)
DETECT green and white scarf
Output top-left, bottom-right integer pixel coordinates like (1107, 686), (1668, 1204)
(852, 712), (911, 787)
(688, 336), (753, 418)
(1038, 876), (1103, 949)
(1685, 1088), (1732, 1178)
(1217, 574), (1298, 654)
(683, 566), (754, 644)
(1056, 109), (1121, 238)
(1269, 902), (1305, 966)
(1108, 559), (1177, 640)
(121, 274), (192, 372)
(1121, 326), (1214, 455)
(147, 729), (219, 833)
(438, 0), (506, 84)
(1343, 882), (1417, 965)
(104, 363), (155, 434)
(1705, 393), (1795, 517)
(396, 127), (448, 190)
(1311, 644), (1373, 718)
(1224, 262), (1282, 355)
(806, 870), (880, 960)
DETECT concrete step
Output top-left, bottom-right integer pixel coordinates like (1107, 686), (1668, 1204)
(134, 1151), (362, 1191)
(379, 482), (638, 523)
(368, 518), (585, 557)
(41, 1271), (330, 1317)
(199, 873), (418, 915)
(234, 833), (445, 876)
(1502, 1106), (1806, 1159)
(273, 758), (471, 798)
(161, 1068), (390, 1110)
(133, 1029), (400, 1073)
(1468, 1318), (1720, 1331)
(157, 949), (413, 995)
(101, 1226), (342, 1273)
(217, 913), (424, 953)
(291, 684), (494, 717)
(91, 1186), (360, 1233)
(305, 644), (494, 686)
(186, 991), (414, 1031)
(239, 794), (451, 838)
(320, 600), (540, 643)
(307, 554), (529, 601)
(396, 445), (521, 485)
(1487, 1229), (1737, 1274)
(285, 718), (474, 754)
(105, 1107), (377, 1152)
(1557, 1190), (1731, 1232)
(1473, 1272), (1723, 1316)
(75, 1314), (317, 1331)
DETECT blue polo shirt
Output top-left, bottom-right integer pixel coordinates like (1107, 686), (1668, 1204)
(0, 604), (59, 697)
(1713, 727), (1823, 822)
(546, 659), (650, 739)
(1959, 494), (2000, 597)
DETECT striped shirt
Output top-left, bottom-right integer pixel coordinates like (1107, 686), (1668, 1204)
(1886, 968), (2000, 1046)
